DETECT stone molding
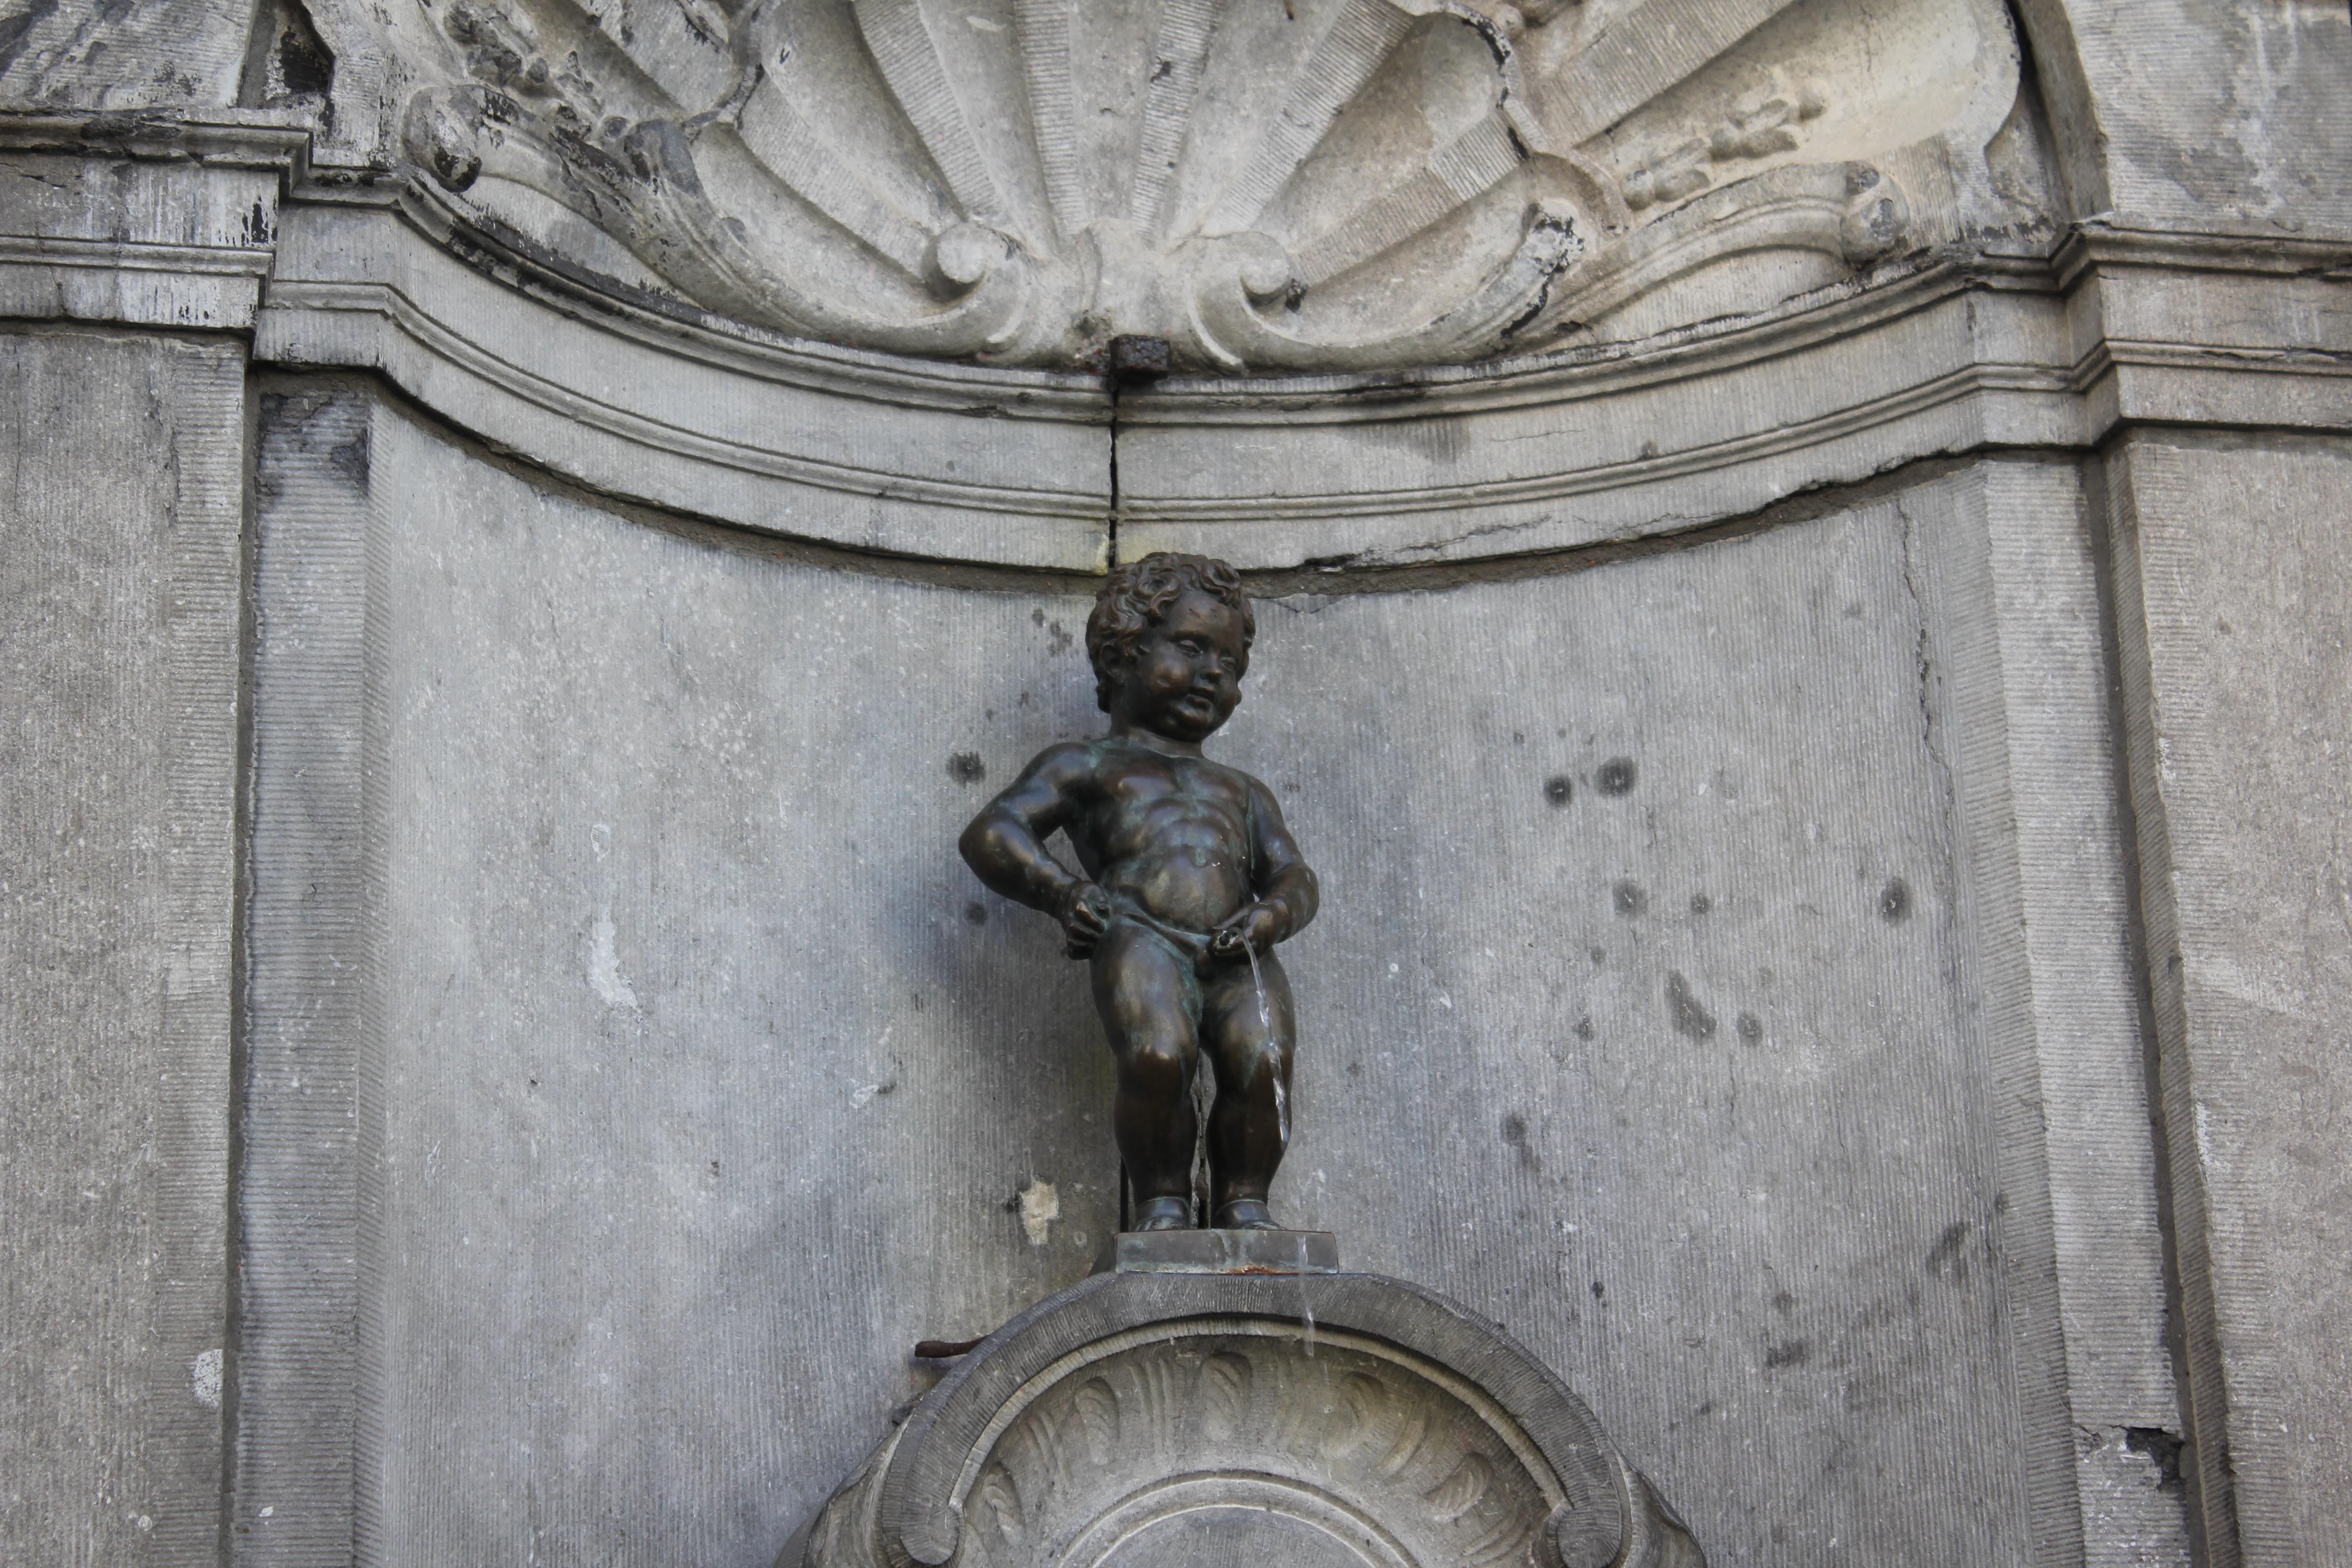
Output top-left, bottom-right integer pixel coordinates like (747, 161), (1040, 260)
(5, 108), (2348, 573)
(252, 193), (2352, 572)
(789, 1263), (1703, 1568)
(0, 110), (310, 328)
(260, 203), (1116, 568)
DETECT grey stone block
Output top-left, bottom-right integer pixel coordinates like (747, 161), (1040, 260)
(1108, 1227), (1340, 1276)
(0, 0), (256, 108)
(0, 324), (245, 1563)
(2106, 429), (2352, 1567)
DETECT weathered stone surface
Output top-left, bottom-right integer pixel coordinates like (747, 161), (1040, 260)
(0, 325), (245, 1563)
(1929, 457), (2188, 1567)
(237, 390), (1122, 1565)
(2106, 430), (2352, 1567)
(2019, 0), (2352, 237)
(0, 0), (256, 108)
(231, 378), (372, 1566)
(255, 199), (1115, 572)
(1110, 1227), (1339, 1275)
(0, 118), (302, 329)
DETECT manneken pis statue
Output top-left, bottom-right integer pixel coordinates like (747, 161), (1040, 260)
(959, 553), (1319, 1232)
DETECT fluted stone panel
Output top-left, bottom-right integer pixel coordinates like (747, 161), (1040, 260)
(0, 325), (245, 1567)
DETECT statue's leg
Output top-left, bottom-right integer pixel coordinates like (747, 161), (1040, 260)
(1200, 950), (1295, 1228)
(1090, 922), (1203, 1226)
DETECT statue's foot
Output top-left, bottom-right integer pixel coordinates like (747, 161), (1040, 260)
(1133, 1196), (1193, 1232)
(1213, 1199), (1279, 1230)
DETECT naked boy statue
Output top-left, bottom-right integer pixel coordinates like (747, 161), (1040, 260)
(960, 554), (1318, 1232)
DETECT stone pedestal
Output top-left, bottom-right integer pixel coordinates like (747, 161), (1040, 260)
(787, 1235), (1701, 1568)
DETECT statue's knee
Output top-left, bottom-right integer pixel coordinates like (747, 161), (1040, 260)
(1229, 1041), (1286, 1092)
(1121, 1034), (1194, 1092)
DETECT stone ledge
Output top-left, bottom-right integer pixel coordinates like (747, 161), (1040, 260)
(1107, 1228), (1340, 1275)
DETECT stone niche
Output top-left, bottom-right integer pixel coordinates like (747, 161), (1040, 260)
(235, 383), (2155, 1564)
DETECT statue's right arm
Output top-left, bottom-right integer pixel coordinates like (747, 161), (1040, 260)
(958, 743), (1094, 918)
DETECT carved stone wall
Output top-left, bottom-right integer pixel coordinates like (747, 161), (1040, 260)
(4, 2), (2352, 1567)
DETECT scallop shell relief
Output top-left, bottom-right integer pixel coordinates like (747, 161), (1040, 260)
(399, 0), (2037, 372)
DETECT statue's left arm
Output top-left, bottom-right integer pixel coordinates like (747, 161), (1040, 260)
(1211, 777), (1318, 954)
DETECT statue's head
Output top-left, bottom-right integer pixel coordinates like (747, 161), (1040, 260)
(1085, 552), (1256, 741)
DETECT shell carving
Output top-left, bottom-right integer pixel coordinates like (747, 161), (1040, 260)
(399, 0), (2028, 371)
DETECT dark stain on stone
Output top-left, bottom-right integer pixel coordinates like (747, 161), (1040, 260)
(1543, 774), (1573, 807)
(1763, 1338), (1812, 1369)
(2125, 1427), (2186, 1494)
(962, 901), (987, 926)
(1032, 608), (1046, 625)
(1596, 757), (1638, 795)
(1879, 876), (1911, 922)
(1046, 620), (1073, 653)
(948, 751), (987, 784)
(1588, 945), (1606, 964)
(1574, 1015), (1594, 1040)
(1501, 1113), (1538, 1171)
(1771, 1289), (1797, 1314)
(1689, 892), (1711, 914)
(1590, 1279), (1605, 1301)
(1925, 1219), (1972, 1280)
(1666, 970), (1717, 1040)
(1736, 1011), (1763, 1045)
(327, 431), (371, 487)
(1612, 880), (1647, 916)
(0, 0), (59, 78)
(278, 24), (335, 100)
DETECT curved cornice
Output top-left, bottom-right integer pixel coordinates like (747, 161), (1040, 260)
(7, 108), (2349, 573)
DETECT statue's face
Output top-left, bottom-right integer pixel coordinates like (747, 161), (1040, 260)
(1114, 589), (1248, 743)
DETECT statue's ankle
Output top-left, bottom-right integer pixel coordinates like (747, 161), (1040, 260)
(1212, 1198), (1277, 1230)
(1132, 1195), (1193, 1231)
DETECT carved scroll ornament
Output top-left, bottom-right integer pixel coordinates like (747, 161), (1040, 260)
(384, 0), (2026, 372)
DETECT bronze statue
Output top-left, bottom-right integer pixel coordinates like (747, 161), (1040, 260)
(960, 554), (1319, 1232)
